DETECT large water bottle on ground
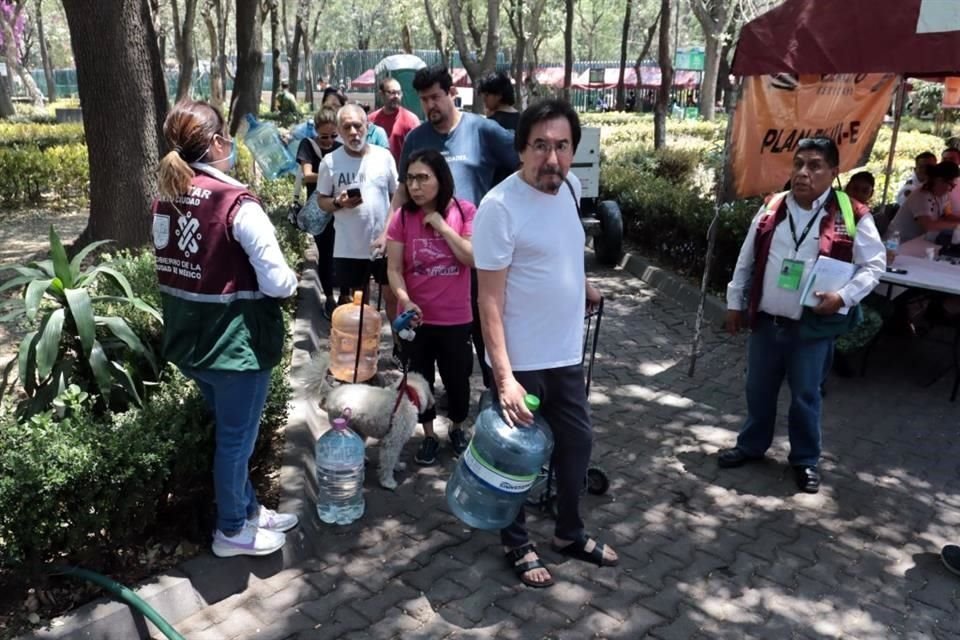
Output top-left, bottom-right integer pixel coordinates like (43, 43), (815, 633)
(329, 291), (382, 383)
(241, 113), (296, 179)
(446, 394), (553, 530)
(315, 415), (365, 525)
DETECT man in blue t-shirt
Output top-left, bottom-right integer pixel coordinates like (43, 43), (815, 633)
(383, 65), (519, 462)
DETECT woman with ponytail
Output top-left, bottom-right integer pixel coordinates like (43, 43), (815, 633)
(153, 100), (299, 558)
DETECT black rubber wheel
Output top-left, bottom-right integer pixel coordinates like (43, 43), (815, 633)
(594, 200), (623, 267)
(586, 468), (610, 495)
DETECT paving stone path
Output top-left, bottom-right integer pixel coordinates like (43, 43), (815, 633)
(169, 259), (960, 640)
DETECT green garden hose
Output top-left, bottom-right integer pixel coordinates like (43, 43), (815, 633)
(53, 566), (185, 640)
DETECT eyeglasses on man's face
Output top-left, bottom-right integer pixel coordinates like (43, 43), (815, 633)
(526, 140), (572, 156)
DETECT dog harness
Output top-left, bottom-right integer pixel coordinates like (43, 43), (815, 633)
(389, 370), (422, 429)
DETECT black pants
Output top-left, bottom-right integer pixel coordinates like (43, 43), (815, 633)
(499, 364), (592, 548)
(313, 224), (335, 300)
(471, 269), (492, 389)
(405, 323), (473, 424)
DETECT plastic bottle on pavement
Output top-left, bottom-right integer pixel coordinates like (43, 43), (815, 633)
(315, 415), (365, 525)
(446, 394), (553, 530)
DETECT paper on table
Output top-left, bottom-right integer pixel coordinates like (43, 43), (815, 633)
(800, 255), (857, 315)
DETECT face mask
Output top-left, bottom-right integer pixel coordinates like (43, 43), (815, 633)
(206, 136), (236, 171)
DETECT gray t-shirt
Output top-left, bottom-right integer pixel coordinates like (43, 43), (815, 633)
(398, 112), (519, 206)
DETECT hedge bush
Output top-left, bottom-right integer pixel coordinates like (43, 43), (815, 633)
(0, 219), (300, 569)
(0, 122), (85, 149)
(0, 143), (89, 205)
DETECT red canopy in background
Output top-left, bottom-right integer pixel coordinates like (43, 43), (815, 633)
(571, 66), (699, 90)
(733, 0), (960, 77)
(350, 68), (376, 90)
(450, 68), (471, 87)
(533, 66), (567, 88)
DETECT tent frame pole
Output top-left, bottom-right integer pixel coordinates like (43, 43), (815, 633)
(688, 79), (741, 378)
(879, 75), (907, 210)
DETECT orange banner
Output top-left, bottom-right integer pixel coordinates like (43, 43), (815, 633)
(943, 77), (960, 109)
(727, 74), (897, 200)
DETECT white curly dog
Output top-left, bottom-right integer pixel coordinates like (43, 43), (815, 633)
(306, 355), (434, 490)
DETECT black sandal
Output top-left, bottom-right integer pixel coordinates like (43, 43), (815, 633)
(551, 533), (619, 567)
(505, 543), (554, 588)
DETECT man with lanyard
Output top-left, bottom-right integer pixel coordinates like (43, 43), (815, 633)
(385, 65), (518, 455)
(720, 137), (886, 493)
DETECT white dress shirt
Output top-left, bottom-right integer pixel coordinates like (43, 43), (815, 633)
(727, 188), (887, 319)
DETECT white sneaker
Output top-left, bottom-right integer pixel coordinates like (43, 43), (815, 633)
(211, 522), (286, 558)
(248, 507), (299, 533)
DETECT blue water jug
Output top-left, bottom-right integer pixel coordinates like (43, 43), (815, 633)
(286, 120), (315, 160)
(315, 415), (366, 525)
(446, 394), (553, 530)
(242, 113), (296, 179)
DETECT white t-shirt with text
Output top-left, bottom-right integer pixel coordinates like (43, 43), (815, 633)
(473, 172), (586, 371)
(316, 145), (398, 259)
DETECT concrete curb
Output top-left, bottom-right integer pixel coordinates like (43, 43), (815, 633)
(613, 248), (728, 327)
(20, 250), (326, 640)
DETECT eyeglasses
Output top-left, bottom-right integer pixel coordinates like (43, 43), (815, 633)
(384, 90), (401, 96)
(526, 140), (572, 156)
(405, 173), (434, 186)
(316, 134), (337, 141)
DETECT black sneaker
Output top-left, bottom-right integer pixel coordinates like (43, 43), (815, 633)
(942, 544), (960, 577)
(415, 436), (439, 466)
(449, 428), (469, 457)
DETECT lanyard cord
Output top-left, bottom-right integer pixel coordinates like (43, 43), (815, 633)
(787, 198), (827, 253)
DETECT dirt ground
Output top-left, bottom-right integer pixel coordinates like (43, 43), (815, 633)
(0, 205), (88, 362)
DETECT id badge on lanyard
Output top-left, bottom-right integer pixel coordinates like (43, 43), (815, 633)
(777, 259), (805, 291)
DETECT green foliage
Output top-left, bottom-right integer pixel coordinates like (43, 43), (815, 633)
(0, 227), (162, 416)
(0, 122), (85, 149)
(0, 143), (89, 204)
(0, 371), (201, 567)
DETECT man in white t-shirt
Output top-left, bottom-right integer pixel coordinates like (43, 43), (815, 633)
(316, 104), (398, 305)
(473, 99), (618, 589)
(895, 151), (936, 207)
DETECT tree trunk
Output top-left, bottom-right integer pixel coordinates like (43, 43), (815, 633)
(401, 23), (413, 54)
(0, 68), (14, 118)
(302, 32), (313, 107)
(0, 5), (44, 106)
(424, 0), (450, 69)
(563, 0), (573, 102)
(62, 0), (168, 248)
(615, 0), (633, 111)
(217, 0), (227, 99)
(448, 0), (500, 109)
(172, 0), (199, 102)
(201, 0), (224, 107)
(288, 0), (307, 97)
(698, 29), (720, 120)
(269, 1), (280, 108)
(632, 11), (660, 113)
(36, 0), (56, 102)
(507, 0), (526, 109)
(654, 0), (673, 150)
(229, 0), (264, 135)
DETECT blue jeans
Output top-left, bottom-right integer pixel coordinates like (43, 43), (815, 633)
(736, 316), (832, 467)
(182, 367), (272, 533)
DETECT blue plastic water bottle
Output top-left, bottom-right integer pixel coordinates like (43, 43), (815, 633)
(242, 113), (296, 179)
(315, 415), (365, 525)
(286, 120), (315, 160)
(446, 394), (553, 530)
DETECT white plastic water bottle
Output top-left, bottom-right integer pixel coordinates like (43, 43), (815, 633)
(446, 394), (553, 530)
(315, 415), (365, 525)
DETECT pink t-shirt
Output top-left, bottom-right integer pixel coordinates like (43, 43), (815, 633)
(386, 198), (476, 326)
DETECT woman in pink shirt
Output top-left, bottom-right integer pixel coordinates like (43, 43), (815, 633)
(386, 149), (476, 466)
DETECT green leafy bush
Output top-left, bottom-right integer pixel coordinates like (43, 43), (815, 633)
(0, 122), (85, 149)
(0, 228), (161, 416)
(0, 143), (89, 204)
